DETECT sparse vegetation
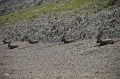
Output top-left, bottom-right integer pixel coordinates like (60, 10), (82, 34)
(0, 0), (115, 26)
(110, 19), (116, 28)
(106, 0), (114, 6)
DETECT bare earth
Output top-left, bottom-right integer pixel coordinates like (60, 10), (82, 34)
(0, 36), (120, 79)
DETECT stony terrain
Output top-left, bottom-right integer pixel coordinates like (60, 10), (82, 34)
(0, 4), (120, 43)
(0, 0), (120, 79)
(0, 0), (57, 16)
(0, 36), (120, 79)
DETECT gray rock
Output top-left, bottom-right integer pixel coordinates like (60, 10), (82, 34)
(0, 5), (120, 43)
(0, 0), (57, 16)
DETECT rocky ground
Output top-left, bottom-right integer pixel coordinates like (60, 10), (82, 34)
(0, 0), (57, 16)
(0, 1), (120, 79)
(0, 36), (120, 79)
(0, 4), (120, 43)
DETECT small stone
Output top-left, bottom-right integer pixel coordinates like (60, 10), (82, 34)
(4, 73), (10, 76)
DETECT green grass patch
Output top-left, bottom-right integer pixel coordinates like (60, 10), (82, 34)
(0, 0), (115, 26)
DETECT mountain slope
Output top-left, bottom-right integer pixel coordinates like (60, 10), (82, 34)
(0, 0), (114, 26)
(0, 37), (120, 79)
(0, 1), (120, 43)
(0, 1), (120, 79)
(0, 0), (57, 16)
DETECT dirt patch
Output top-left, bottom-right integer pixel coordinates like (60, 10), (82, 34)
(0, 37), (120, 79)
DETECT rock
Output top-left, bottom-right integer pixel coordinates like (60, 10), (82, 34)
(0, 5), (120, 43)
(0, 0), (57, 16)
(4, 73), (10, 77)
